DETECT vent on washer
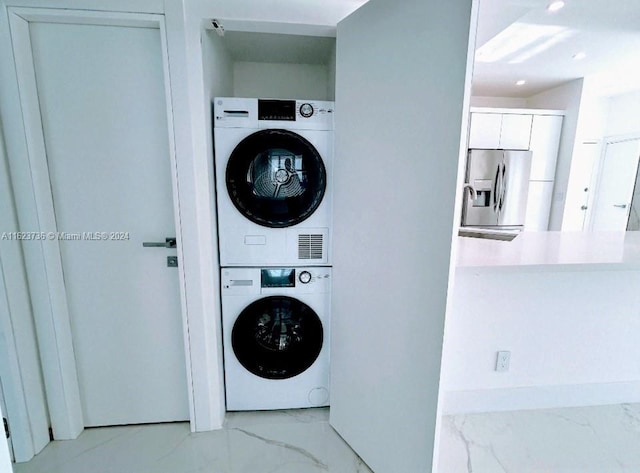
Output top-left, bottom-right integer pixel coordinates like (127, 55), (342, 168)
(298, 234), (323, 260)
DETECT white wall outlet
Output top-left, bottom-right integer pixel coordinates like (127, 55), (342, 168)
(496, 351), (511, 372)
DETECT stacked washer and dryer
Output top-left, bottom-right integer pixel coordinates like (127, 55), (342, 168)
(213, 97), (334, 411)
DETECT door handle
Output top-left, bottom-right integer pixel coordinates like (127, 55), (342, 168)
(498, 163), (506, 211)
(463, 183), (477, 201)
(143, 237), (177, 248)
(613, 204), (628, 209)
(493, 167), (500, 211)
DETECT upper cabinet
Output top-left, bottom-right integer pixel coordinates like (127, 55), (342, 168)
(529, 115), (563, 181)
(469, 112), (532, 150)
(468, 113), (502, 148)
(500, 114), (533, 150)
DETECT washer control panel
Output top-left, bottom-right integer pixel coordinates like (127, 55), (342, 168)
(221, 267), (331, 295)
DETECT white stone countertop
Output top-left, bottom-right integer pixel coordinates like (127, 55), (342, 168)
(455, 231), (640, 270)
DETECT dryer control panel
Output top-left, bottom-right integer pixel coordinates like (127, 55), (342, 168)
(214, 97), (334, 131)
(221, 267), (331, 295)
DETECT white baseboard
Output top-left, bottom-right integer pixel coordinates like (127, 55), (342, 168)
(441, 381), (640, 415)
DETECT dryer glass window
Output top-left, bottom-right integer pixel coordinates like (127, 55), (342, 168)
(231, 296), (323, 380)
(225, 129), (326, 228)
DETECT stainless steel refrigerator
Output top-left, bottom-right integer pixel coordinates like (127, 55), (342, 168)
(461, 149), (533, 228)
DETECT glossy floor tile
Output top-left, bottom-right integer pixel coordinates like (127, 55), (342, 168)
(13, 403), (640, 472)
(438, 403), (640, 472)
(13, 408), (372, 473)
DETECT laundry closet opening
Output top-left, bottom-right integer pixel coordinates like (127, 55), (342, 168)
(202, 21), (336, 414)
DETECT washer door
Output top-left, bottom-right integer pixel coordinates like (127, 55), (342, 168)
(225, 129), (327, 228)
(231, 296), (324, 380)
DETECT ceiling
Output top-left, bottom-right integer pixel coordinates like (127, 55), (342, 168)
(473, 0), (640, 98)
(209, 0), (640, 99)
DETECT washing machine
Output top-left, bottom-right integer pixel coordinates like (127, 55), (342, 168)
(213, 97), (333, 266)
(221, 266), (331, 411)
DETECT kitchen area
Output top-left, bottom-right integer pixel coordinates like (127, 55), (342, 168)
(446, 97), (640, 418)
(440, 0), (640, 469)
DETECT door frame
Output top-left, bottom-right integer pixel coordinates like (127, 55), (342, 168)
(588, 133), (640, 231)
(2, 6), (207, 442)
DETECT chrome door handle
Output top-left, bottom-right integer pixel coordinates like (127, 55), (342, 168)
(463, 183), (477, 201)
(143, 237), (176, 248)
(613, 204), (628, 209)
(499, 163), (506, 211)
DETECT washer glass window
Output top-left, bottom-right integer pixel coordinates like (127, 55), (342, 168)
(232, 296), (324, 380)
(225, 129), (326, 228)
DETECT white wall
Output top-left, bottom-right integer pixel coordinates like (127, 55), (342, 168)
(0, 114), (50, 461)
(202, 28), (233, 280)
(606, 90), (640, 137)
(202, 30), (234, 101)
(233, 61), (330, 100)
(470, 95), (528, 108)
(327, 41), (336, 100)
(527, 79), (584, 230)
(442, 267), (640, 413)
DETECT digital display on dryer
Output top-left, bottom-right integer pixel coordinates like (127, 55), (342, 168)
(261, 268), (295, 288)
(258, 99), (296, 121)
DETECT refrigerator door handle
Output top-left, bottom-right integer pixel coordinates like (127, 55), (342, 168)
(493, 165), (500, 212)
(499, 163), (507, 211)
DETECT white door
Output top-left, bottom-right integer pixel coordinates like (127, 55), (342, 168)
(0, 381), (13, 463)
(330, 0), (475, 472)
(591, 139), (640, 231)
(28, 20), (189, 426)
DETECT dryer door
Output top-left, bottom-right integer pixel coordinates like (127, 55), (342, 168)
(225, 129), (326, 228)
(231, 296), (324, 379)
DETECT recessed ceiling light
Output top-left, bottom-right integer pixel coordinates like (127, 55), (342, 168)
(548, 1), (565, 12)
(516, 80), (526, 86)
(573, 51), (587, 60)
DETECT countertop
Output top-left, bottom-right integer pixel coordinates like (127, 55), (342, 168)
(455, 231), (640, 270)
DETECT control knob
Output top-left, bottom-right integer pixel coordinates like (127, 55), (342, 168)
(298, 271), (312, 284)
(299, 103), (314, 118)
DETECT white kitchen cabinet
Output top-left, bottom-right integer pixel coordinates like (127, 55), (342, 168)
(500, 113), (533, 150)
(525, 181), (554, 231)
(529, 115), (563, 180)
(469, 112), (532, 150)
(469, 113), (502, 148)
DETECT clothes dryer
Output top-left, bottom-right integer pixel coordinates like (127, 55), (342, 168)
(221, 266), (331, 410)
(214, 97), (333, 266)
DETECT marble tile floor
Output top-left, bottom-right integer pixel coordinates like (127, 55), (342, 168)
(438, 402), (640, 473)
(11, 402), (640, 473)
(12, 408), (372, 473)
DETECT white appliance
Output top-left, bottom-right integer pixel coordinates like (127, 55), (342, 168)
(221, 266), (331, 411)
(214, 97), (334, 266)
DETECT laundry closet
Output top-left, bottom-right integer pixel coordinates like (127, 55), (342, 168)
(202, 22), (336, 412)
